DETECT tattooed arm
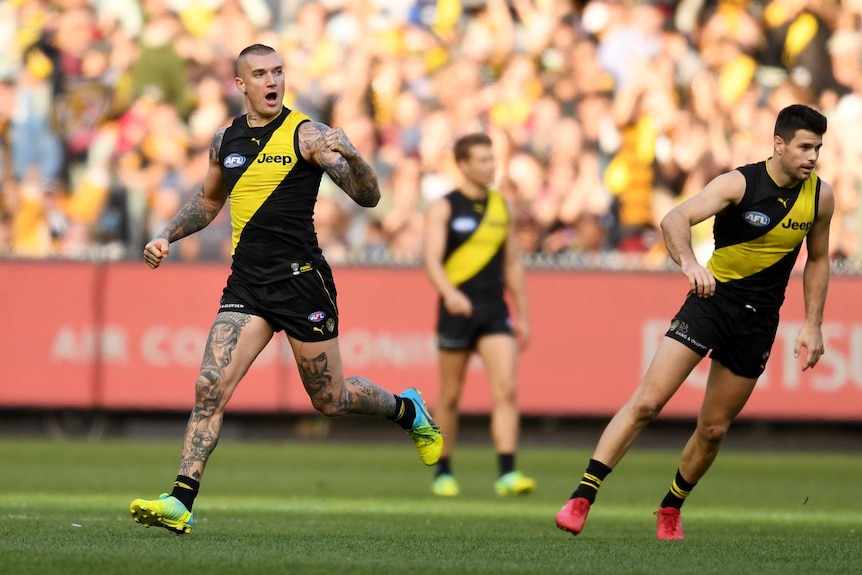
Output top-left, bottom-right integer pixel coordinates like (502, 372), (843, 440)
(298, 121), (380, 207)
(144, 128), (230, 268)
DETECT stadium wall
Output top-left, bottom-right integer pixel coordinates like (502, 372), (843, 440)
(2, 261), (861, 421)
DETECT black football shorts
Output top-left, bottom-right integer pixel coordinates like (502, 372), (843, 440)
(219, 265), (339, 342)
(665, 291), (780, 378)
(437, 297), (513, 351)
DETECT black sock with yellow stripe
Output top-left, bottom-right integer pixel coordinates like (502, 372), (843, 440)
(571, 459), (612, 504)
(388, 395), (416, 430)
(170, 475), (200, 511)
(660, 469), (697, 509)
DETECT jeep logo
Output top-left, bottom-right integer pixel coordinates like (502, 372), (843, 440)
(257, 154), (293, 165)
(782, 219), (813, 231)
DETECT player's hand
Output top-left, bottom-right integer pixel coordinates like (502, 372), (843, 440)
(681, 262), (715, 297)
(323, 127), (359, 160)
(443, 290), (473, 317)
(513, 318), (531, 352)
(143, 238), (169, 269)
(794, 323), (825, 371)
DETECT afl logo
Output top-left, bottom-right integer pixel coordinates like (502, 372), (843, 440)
(451, 216), (478, 233)
(743, 211), (770, 227)
(223, 153), (246, 168)
(307, 311), (326, 322)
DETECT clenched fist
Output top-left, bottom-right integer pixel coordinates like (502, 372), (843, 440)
(143, 238), (170, 269)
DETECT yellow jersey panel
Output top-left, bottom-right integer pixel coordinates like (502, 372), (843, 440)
(706, 161), (819, 310)
(442, 189), (509, 299)
(219, 107), (325, 284)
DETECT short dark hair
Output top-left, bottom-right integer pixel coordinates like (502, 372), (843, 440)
(235, 44), (277, 76)
(453, 133), (493, 162)
(774, 104), (827, 142)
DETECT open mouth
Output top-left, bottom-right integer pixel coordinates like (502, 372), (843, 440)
(265, 91), (278, 104)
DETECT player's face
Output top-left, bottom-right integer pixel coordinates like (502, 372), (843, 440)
(779, 129), (822, 182)
(459, 145), (496, 187)
(236, 52), (285, 120)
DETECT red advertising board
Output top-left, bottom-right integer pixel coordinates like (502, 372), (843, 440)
(98, 262), (293, 411)
(1, 261), (860, 420)
(0, 261), (98, 407)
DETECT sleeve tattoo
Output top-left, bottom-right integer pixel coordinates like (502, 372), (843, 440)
(325, 154), (380, 208)
(159, 128), (226, 242)
(301, 122), (380, 207)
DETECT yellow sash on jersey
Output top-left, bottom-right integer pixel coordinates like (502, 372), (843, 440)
(444, 191), (509, 286)
(708, 173), (817, 282)
(230, 111), (308, 252)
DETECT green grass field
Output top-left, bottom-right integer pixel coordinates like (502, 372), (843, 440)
(1, 437), (860, 574)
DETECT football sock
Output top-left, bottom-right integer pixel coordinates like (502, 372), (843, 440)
(170, 475), (200, 511)
(660, 469), (697, 509)
(388, 394), (416, 430)
(436, 457), (452, 477)
(498, 453), (515, 476)
(571, 458), (612, 504)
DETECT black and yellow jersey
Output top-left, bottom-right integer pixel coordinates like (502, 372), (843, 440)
(708, 161), (820, 310)
(442, 189), (509, 301)
(218, 106), (324, 284)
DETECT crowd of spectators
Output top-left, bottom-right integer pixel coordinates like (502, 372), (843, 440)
(1, 0), (861, 271)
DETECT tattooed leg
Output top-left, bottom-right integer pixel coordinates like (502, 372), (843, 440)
(341, 375), (397, 416)
(290, 337), (396, 417)
(179, 374), (225, 481)
(178, 312), (273, 480)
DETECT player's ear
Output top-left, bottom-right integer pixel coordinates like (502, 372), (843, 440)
(235, 76), (246, 94)
(773, 134), (784, 155)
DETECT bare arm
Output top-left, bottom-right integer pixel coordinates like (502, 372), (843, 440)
(143, 128), (229, 268)
(423, 198), (472, 317)
(486, 0), (516, 61)
(660, 170), (745, 297)
(795, 180), (834, 370)
(0, 114), (13, 190)
(298, 121), (380, 207)
(503, 207), (530, 350)
(159, 128), (228, 242)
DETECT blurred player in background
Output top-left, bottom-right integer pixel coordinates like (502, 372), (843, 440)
(556, 104), (833, 539)
(423, 133), (533, 497)
(129, 44), (442, 534)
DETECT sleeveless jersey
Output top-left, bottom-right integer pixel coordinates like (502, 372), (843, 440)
(707, 161), (820, 310)
(442, 189), (509, 301)
(218, 107), (324, 284)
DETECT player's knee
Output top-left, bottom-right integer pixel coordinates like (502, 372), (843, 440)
(491, 381), (517, 404)
(194, 375), (228, 412)
(629, 398), (663, 422)
(437, 385), (463, 410)
(310, 397), (346, 417)
(697, 422), (730, 445)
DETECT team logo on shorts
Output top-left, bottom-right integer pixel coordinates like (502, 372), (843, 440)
(223, 153), (246, 168)
(308, 311), (326, 322)
(743, 211), (770, 227)
(326, 318), (335, 332)
(670, 319), (688, 335)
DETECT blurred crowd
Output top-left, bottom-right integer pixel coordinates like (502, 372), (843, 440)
(1, 0), (862, 270)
